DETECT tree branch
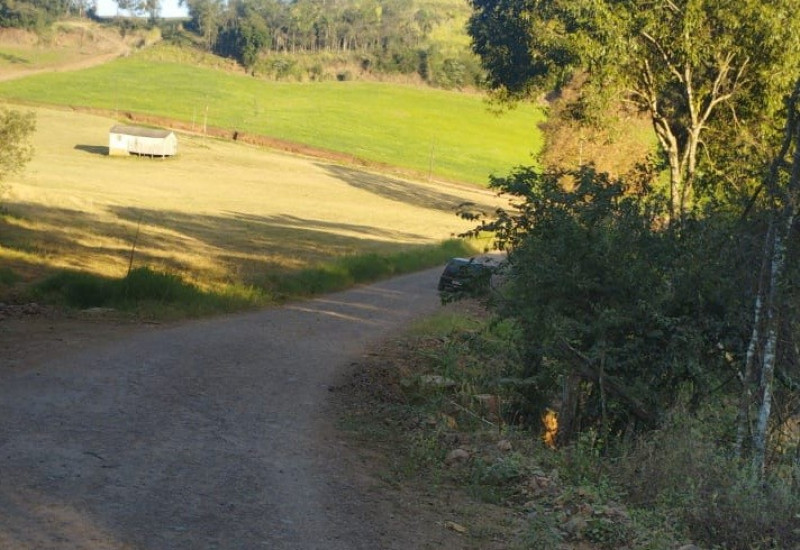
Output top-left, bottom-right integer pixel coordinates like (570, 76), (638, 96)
(557, 339), (658, 425)
(640, 30), (683, 82)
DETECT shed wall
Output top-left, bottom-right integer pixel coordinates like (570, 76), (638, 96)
(108, 131), (178, 157)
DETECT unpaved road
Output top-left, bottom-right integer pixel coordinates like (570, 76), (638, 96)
(0, 268), (458, 549)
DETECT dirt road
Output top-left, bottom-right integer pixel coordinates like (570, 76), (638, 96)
(0, 268), (458, 549)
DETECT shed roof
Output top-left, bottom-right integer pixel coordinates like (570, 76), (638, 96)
(110, 125), (174, 139)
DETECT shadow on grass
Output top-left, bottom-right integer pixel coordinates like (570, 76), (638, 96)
(74, 144), (109, 156)
(1, 201), (449, 292)
(0, 52), (29, 65)
(318, 163), (496, 214)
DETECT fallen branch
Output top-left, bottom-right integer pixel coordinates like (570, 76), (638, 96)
(557, 338), (657, 426)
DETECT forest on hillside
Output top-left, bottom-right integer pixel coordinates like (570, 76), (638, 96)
(0, 0), (482, 87)
(0, 0), (94, 27)
(183, 0), (480, 86)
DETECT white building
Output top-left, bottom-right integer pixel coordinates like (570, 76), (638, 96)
(109, 125), (178, 157)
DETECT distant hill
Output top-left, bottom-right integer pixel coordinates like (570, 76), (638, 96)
(168, 0), (482, 89)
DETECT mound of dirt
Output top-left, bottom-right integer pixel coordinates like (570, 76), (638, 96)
(0, 28), (38, 47)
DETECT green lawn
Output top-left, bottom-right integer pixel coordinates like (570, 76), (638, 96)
(0, 52), (543, 185)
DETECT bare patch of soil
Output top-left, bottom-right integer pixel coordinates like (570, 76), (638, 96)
(0, 24), (138, 83)
(330, 301), (525, 549)
(0, 275), (519, 549)
(0, 305), (155, 371)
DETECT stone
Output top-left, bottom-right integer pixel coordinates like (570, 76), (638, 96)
(562, 515), (588, 538)
(444, 448), (470, 465)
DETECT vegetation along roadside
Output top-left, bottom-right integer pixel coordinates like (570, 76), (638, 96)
(1, 3), (799, 548)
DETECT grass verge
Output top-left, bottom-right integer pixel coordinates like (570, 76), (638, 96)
(336, 300), (800, 550)
(28, 238), (475, 318)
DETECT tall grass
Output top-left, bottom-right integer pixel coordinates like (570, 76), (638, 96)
(343, 307), (800, 549)
(0, 49), (543, 184)
(32, 239), (476, 317)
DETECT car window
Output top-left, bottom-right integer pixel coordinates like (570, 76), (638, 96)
(444, 260), (468, 275)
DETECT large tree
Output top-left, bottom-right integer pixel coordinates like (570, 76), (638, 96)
(180, 0), (224, 49)
(468, 0), (800, 222)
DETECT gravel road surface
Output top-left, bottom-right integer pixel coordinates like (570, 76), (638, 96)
(0, 268), (447, 549)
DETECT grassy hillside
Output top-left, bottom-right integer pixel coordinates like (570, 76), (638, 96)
(0, 48), (543, 185)
(1, 108), (501, 302)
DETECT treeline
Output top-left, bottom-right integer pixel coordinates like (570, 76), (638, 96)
(0, 0), (94, 29)
(180, 0), (481, 87)
(461, 2), (800, 544)
(1, 0), (482, 87)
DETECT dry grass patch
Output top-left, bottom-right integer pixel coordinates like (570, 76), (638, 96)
(1, 107), (501, 292)
(0, 23), (135, 81)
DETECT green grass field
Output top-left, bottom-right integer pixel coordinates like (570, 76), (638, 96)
(0, 47), (543, 185)
(1, 107), (501, 311)
(0, 46), (65, 69)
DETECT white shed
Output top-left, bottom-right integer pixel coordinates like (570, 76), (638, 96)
(109, 125), (178, 157)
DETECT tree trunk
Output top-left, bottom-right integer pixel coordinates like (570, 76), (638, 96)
(557, 373), (581, 447)
(747, 79), (800, 476)
(735, 222), (771, 458)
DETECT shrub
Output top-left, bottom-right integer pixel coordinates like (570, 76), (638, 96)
(34, 267), (206, 309)
(34, 270), (116, 309)
(339, 253), (393, 283)
(466, 165), (755, 446)
(118, 267), (200, 304)
(616, 411), (800, 549)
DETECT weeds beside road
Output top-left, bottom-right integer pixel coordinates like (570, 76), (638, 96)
(340, 299), (800, 550)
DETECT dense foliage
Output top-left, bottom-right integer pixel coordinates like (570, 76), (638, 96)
(179, 0), (481, 85)
(459, 159), (800, 545)
(468, 0), (800, 222)
(0, 0), (93, 28)
(469, 167), (764, 443)
(462, 0), (800, 482)
(0, 107), (36, 201)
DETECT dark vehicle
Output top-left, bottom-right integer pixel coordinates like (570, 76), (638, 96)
(437, 257), (493, 293)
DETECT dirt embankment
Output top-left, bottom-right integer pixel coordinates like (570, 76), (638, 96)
(0, 22), (154, 83)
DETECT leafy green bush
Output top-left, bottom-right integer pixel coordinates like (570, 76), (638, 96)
(34, 270), (117, 309)
(466, 165), (755, 446)
(339, 253), (393, 283)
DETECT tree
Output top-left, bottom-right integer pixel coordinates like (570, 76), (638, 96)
(214, 1), (270, 69)
(737, 80), (800, 476)
(0, 108), (36, 201)
(71, 1), (96, 18)
(462, 165), (750, 445)
(180, 0), (224, 50)
(467, 0), (800, 223)
(142, 0), (160, 21)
